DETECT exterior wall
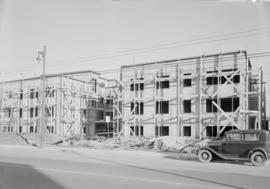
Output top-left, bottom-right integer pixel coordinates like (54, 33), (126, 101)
(0, 71), (114, 138)
(121, 51), (259, 139)
(0, 51), (264, 139)
(0, 79), (43, 134)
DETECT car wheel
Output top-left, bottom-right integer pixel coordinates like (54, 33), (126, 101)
(198, 149), (212, 163)
(250, 151), (266, 166)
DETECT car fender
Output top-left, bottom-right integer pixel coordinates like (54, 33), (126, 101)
(198, 147), (224, 159)
(248, 148), (268, 160)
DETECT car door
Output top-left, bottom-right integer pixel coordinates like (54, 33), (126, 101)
(222, 133), (242, 158)
(239, 133), (260, 158)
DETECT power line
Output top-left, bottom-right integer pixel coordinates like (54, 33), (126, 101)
(2, 51), (270, 76)
(48, 27), (270, 65)
(2, 27), (269, 75)
(44, 30), (270, 67)
(1, 51), (270, 79)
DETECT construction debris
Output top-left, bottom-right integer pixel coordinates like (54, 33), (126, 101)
(150, 136), (196, 152)
(0, 133), (28, 145)
(0, 132), (210, 154)
(21, 133), (64, 146)
(51, 135), (209, 154)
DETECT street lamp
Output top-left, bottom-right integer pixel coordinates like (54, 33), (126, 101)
(36, 45), (46, 148)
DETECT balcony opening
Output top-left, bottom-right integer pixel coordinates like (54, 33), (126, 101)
(96, 110), (104, 121)
(30, 126), (34, 133)
(183, 126), (191, 136)
(30, 89), (35, 99)
(206, 99), (218, 113)
(131, 102), (144, 115)
(206, 77), (218, 85)
(130, 126), (144, 136)
(20, 90), (23, 100)
(206, 126), (217, 137)
(19, 108), (23, 118)
(156, 101), (169, 114)
(130, 83), (144, 91)
(220, 97), (239, 112)
(183, 79), (191, 87)
(30, 107), (34, 118)
(156, 80), (169, 89)
(155, 126), (169, 137)
(183, 100), (191, 113)
(207, 75), (240, 85)
(35, 107), (39, 117)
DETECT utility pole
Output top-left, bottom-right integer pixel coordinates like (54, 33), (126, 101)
(106, 115), (110, 138)
(36, 45), (46, 148)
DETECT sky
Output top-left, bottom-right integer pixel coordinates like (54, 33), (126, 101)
(0, 0), (270, 111)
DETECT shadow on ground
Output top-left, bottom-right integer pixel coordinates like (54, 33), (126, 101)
(162, 153), (253, 166)
(65, 149), (246, 189)
(0, 162), (64, 189)
(162, 153), (199, 162)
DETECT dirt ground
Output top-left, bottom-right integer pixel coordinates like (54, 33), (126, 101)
(0, 133), (209, 155)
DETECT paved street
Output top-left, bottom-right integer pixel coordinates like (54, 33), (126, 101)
(0, 145), (269, 189)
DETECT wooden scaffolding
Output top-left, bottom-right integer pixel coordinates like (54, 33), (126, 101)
(118, 50), (265, 139)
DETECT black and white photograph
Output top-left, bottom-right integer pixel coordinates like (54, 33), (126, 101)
(0, 0), (270, 188)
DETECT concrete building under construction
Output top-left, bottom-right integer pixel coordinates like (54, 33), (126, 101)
(119, 50), (266, 139)
(0, 70), (116, 138)
(0, 50), (266, 139)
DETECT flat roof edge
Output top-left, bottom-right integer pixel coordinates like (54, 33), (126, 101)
(121, 50), (247, 69)
(0, 69), (101, 85)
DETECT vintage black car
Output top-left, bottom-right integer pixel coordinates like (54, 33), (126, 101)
(198, 130), (270, 166)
